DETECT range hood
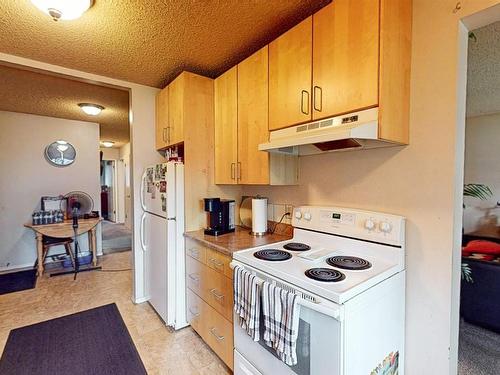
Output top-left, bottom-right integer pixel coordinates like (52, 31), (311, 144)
(259, 107), (397, 156)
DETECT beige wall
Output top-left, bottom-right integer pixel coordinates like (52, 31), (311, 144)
(0, 111), (101, 270)
(243, 1), (500, 373)
(463, 113), (500, 232)
(100, 147), (120, 160)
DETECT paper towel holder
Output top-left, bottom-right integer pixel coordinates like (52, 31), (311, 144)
(250, 196), (268, 236)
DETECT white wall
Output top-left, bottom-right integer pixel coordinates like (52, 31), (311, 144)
(463, 113), (500, 232)
(0, 111), (101, 270)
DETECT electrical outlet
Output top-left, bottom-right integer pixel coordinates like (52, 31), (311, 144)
(273, 204), (286, 222)
(284, 204), (294, 224)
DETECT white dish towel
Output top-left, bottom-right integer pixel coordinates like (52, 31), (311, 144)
(262, 281), (300, 366)
(233, 265), (261, 341)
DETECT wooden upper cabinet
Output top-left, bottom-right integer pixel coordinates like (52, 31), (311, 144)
(313, 0), (379, 120)
(214, 67), (238, 185)
(155, 87), (168, 150)
(237, 46), (270, 185)
(269, 17), (313, 131)
(168, 73), (185, 146)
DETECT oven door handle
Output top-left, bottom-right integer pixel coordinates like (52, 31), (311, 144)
(230, 260), (344, 322)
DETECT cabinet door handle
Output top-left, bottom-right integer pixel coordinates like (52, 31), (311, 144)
(237, 162), (241, 181)
(188, 307), (200, 317)
(188, 273), (200, 283)
(162, 128), (168, 142)
(209, 327), (225, 341)
(189, 248), (200, 259)
(231, 163), (236, 180)
(301, 90), (310, 115)
(209, 257), (224, 269)
(166, 126), (171, 144)
(313, 86), (322, 112)
(210, 288), (225, 300)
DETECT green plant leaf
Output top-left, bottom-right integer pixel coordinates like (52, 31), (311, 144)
(464, 183), (492, 200)
(461, 263), (473, 283)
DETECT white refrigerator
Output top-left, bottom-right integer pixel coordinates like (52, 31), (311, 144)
(140, 161), (188, 329)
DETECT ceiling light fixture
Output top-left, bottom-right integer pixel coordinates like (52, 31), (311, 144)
(78, 103), (104, 116)
(101, 141), (115, 148)
(31, 0), (93, 21)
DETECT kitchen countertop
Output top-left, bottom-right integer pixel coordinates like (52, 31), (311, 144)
(184, 226), (292, 256)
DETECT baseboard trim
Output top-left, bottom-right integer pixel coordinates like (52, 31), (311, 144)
(0, 263), (35, 274)
(132, 296), (150, 304)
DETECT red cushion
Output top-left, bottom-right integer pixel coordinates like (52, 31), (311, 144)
(463, 240), (500, 255)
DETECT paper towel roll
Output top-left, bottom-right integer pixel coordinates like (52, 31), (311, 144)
(252, 197), (268, 235)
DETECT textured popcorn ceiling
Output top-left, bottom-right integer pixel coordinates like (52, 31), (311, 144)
(0, 64), (130, 147)
(467, 20), (500, 117)
(0, 0), (329, 88)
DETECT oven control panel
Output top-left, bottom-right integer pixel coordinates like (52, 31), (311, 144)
(292, 206), (405, 247)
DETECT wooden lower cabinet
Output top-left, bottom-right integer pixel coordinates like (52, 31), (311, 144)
(186, 243), (234, 370)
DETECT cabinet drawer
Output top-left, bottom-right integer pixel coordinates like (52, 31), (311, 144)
(185, 238), (207, 264)
(206, 248), (233, 279)
(187, 288), (205, 333)
(203, 266), (234, 322)
(204, 302), (234, 370)
(186, 255), (204, 296)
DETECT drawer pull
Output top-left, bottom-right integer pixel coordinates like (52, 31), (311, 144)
(188, 273), (200, 283)
(188, 307), (200, 317)
(209, 327), (225, 341)
(210, 288), (224, 300)
(209, 258), (224, 269)
(189, 248), (200, 258)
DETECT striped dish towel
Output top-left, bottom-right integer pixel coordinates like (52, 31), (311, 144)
(233, 265), (261, 341)
(262, 281), (300, 366)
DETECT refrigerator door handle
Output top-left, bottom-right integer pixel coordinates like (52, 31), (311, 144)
(140, 173), (147, 211)
(140, 213), (147, 251)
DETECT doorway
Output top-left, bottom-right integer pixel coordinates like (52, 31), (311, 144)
(457, 12), (500, 375)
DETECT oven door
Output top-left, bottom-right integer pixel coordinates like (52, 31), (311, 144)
(234, 300), (343, 375)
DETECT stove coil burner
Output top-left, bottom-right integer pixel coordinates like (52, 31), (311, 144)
(305, 268), (346, 282)
(283, 242), (311, 252)
(254, 249), (292, 261)
(326, 256), (372, 270)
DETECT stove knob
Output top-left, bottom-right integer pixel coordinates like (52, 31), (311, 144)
(304, 212), (312, 221)
(295, 211), (302, 219)
(364, 219), (376, 231)
(379, 221), (392, 233)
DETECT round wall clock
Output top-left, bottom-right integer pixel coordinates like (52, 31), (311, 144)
(45, 140), (76, 167)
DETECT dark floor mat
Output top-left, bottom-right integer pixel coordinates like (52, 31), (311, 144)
(0, 269), (37, 295)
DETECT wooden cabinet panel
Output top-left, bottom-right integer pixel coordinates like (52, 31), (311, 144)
(269, 17), (313, 130)
(206, 248), (233, 279)
(312, 0), (379, 120)
(203, 266), (233, 322)
(237, 46), (270, 185)
(185, 238), (207, 265)
(168, 73), (184, 145)
(204, 302), (234, 370)
(187, 287), (204, 333)
(187, 289), (234, 370)
(155, 87), (168, 150)
(186, 255), (204, 297)
(214, 67), (238, 185)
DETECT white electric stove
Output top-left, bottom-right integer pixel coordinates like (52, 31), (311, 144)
(232, 206), (406, 375)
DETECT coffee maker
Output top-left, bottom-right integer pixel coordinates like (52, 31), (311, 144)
(204, 198), (235, 236)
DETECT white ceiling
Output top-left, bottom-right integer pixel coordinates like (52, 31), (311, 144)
(467, 20), (500, 117)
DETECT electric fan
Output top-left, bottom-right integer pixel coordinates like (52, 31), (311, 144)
(52, 191), (101, 279)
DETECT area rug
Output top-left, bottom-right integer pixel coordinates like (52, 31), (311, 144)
(0, 303), (147, 375)
(0, 269), (37, 295)
(458, 320), (500, 375)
